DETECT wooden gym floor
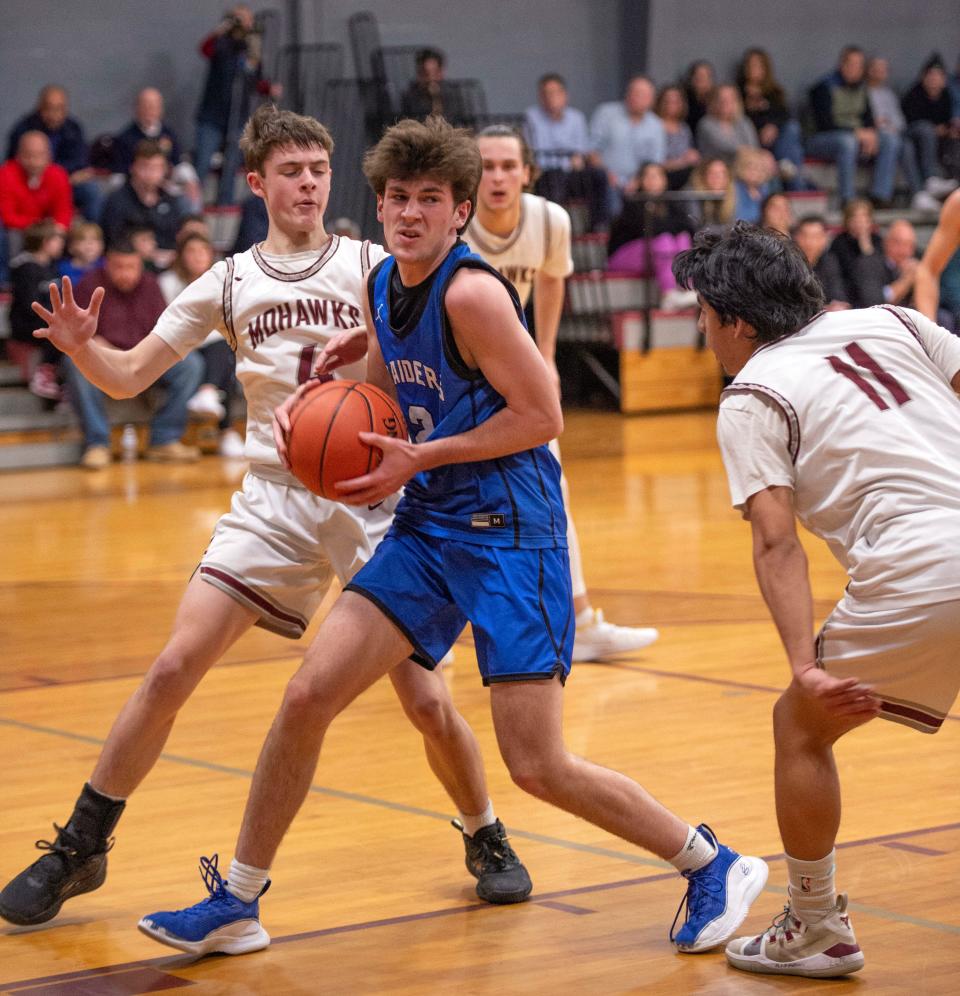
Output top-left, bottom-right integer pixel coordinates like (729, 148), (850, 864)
(0, 410), (957, 994)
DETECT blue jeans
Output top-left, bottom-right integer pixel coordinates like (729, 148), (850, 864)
(194, 119), (243, 206)
(64, 352), (204, 448)
(901, 120), (940, 192)
(71, 180), (105, 223)
(768, 118), (806, 189)
(807, 129), (901, 202)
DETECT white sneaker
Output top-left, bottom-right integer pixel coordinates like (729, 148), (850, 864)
(911, 190), (941, 213)
(660, 288), (699, 312)
(925, 175), (958, 197)
(187, 385), (226, 420)
(725, 895), (865, 978)
(218, 429), (246, 459)
(571, 608), (659, 662)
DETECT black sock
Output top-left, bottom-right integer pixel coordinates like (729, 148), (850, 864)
(63, 783), (126, 855)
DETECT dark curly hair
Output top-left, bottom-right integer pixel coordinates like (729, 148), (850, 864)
(672, 222), (825, 345)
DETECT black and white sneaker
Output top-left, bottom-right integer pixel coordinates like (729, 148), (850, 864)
(452, 818), (532, 904)
(0, 825), (111, 925)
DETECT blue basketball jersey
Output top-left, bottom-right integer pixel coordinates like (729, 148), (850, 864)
(368, 240), (566, 549)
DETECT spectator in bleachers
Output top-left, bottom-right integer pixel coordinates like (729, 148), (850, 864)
(101, 140), (186, 268)
(824, 197), (889, 307)
(656, 86), (699, 190)
(732, 146), (774, 223)
(525, 73), (609, 231)
(760, 191), (794, 234)
(589, 76), (665, 214)
(881, 217), (920, 306)
(0, 132), (73, 286)
(866, 56), (943, 213)
(792, 215), (848, 308)
(6, 219), (63, 383)
(901, 55), (960, 196)
(113, 88), (203, 212)
(606, 162), (697, 311)
(695, 85), (760, 164)
(736, 48), (809, 189)
(683, 60), (716, 135)
(399, 48), (466, 123)
(58, 220), (104, 283)
(65, 238), (203, 469)
(175, 214), (213, 244)
(688, 156), (735, 231)
(158, 233), (243, 457)
(331, 217), (362, 239)
(195, 5), (275, 206)
(231, 193), (269, 253)
(808, 45), (899, 207)
(6, 85), (103, 224)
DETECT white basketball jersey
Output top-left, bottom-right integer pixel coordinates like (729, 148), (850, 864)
(720, 306), (960, 604)
(463, 192), (573, 307)
(152, 236), (388, 481)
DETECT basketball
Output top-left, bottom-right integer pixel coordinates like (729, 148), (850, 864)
(286, 379), (407, 499)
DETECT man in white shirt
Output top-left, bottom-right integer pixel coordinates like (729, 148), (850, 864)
(464, 125), (659, 662)
(673, 222), (960, 978)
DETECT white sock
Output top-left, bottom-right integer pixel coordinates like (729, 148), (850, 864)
(786, 850), (836, 921)
(226, 858), (269, 903)
(575, 606), (594, 627)
(460, 800), (496, 837)
(669, 825), (718, 874)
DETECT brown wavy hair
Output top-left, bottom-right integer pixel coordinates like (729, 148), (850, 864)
(363, 116), (481, 231)
(239, 103), (334, 174)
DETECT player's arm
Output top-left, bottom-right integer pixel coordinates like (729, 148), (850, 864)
(532, 271), (564, 397)
(338, 269), (562, 504)
(747, 486), (880, 717)
(745, 486), (817, 676)
(915, 190), (960, 320)
(32, 277), (181, 398)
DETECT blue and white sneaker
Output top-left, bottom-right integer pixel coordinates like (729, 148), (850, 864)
(670, 824), (768, 953)
(138, 855), (270, 956)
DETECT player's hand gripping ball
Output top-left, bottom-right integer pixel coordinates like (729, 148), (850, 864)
(287, 379), (407, 498)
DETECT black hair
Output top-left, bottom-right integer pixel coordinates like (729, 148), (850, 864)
(416, 47), (445, 70)
(672, 222), (825, 345)
(107, 235), (138, 255)
(790, 214), (827, 235)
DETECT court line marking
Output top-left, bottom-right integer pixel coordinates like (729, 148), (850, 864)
(3, 850), (959, 992)
(1, 715), (958, 877)
(3, 648), (957, 723)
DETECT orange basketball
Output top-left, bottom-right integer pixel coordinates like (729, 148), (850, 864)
(287, 380), (407, 499)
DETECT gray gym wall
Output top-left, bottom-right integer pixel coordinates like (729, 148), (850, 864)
(0, 0), (956, 154)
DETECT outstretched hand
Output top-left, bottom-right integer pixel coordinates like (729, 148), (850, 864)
(271, 376), (331, 470)
(31, 276), (105, 356)
(792, 665), (882, 719)
(314, 326), (369, 377)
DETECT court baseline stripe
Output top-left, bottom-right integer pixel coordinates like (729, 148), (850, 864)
(3, 854), (959, 991)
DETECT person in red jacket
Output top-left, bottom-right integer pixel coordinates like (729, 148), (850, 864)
(0, 131), (72, 284)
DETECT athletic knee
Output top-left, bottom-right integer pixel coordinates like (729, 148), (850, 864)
(772, 688), (845, 751)
(402, 688), (455, 740)
(280, 672), (337, 730)
(140, 649), (201, 711)
(503, 749), (561, 800)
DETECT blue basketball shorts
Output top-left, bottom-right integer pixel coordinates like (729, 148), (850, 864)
(345, 525), (574, 685)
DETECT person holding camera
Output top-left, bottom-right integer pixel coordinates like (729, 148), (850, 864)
(194, 5), (278, 206)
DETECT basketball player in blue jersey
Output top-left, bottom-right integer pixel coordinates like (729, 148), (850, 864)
(138, 117), (766, 961)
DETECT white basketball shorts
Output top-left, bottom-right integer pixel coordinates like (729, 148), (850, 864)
(817, 595), (960, 734)
(197, 471), (397, 638)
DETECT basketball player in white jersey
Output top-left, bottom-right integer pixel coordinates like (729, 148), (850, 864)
(674, 223), (960, 978)
(464, 125), (659, 662)
(0, 106), (532, 931)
